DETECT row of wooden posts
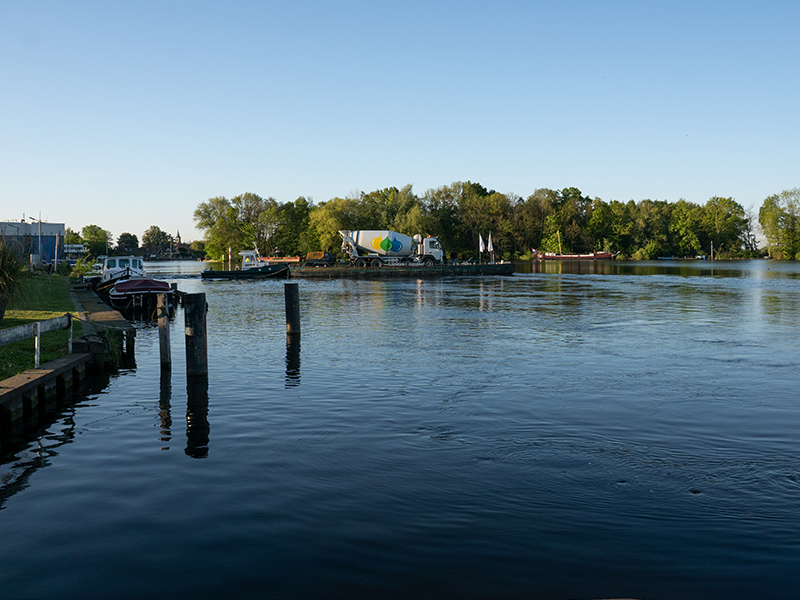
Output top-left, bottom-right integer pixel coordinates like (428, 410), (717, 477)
(157, 282), (301, 375)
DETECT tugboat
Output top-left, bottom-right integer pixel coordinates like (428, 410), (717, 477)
(201, 246), (290, 280)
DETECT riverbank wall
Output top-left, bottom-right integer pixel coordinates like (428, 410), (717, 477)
(0, 284), (135, 453)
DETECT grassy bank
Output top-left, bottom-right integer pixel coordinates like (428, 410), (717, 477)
(0, 273), (83, 381)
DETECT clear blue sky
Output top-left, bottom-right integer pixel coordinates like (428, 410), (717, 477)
(2, 1), (797, 242)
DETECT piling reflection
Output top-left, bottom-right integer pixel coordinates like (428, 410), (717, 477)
(185, 375), (210, 459)
(285, 335), (301, 387)
(158, 369), (172, 450)
(120, 331), (136, 369)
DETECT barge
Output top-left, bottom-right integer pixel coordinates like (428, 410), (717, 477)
(289, 262), (515, 278)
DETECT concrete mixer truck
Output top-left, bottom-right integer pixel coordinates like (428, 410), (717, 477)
(339, 230), (445, 267)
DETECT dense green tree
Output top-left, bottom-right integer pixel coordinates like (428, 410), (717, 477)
(193, 194), (276, 259)
(701, 196), (747, 257)
(194, 196), (233, 233)
(116, 232), (139, 253)
(759, 194), (786, 258)
(272, 197), (316, 257)
(454, 183), (502, 254)
(513, 189), (556, 254)
(422, 184), (461, 252)
(538, 187), (594, 253)
(81, 224), (112, 257)
(142, 226), (173, 248)
(539, 215), (563, 253)
(189, 240), (206, 259)
(629, 199), (671, 259)
(65, 228), (82, 245)
(669, 200), (702, 256)
(307, 196), (361, 254)
(232, 193), (279, 252)
(759, 188), (800, 259)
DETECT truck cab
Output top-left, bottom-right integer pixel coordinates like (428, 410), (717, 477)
(416, 236), (443, 265)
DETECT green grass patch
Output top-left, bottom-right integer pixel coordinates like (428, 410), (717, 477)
(0, 273), (84, 380)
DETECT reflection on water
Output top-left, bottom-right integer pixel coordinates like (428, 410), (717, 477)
(285, 336), (301, 387)
(2, 260), (800, 599)
(521, 257), (797, 279)
(185, 374), (210, 459)
(158, 369), (172, 449)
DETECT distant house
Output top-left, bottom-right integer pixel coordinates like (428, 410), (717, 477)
(0, 220), (66, 266)
(64, 244), (86, 265)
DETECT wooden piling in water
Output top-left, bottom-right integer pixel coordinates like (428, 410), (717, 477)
(284, 282), (300, 336)
(184, 293), (208, 376)
(157, 293), (171, 368)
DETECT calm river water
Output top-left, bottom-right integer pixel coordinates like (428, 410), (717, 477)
(1, 260), (799, 599)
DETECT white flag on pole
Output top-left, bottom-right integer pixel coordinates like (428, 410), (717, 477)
(479, 234), (485, 253)
(487, 233), (493, 252)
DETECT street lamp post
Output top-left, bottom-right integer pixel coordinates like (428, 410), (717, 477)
(28, 213), (43, 265)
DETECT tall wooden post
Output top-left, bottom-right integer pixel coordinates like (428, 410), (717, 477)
(157, 293), (171, 368)
(34, 322), (41, 368)
(184, 293), (208, 376)
(284, 282), (300, 336)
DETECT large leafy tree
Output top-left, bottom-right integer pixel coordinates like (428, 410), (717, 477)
(273, 197), (315, 256)
(116, 232), (139, 253)
(81, 224), (112, 257)
(669, 200), (702, 256)
(194, 193), (293, 259)
(65, 228), (82, 244)
(307, 196), (360, 254)
(422, 184), (460, 251)
(554, 187), (594, 253)
(513, 188), (556, 253)
(701, 196), (747, 257)
(142, 225), (173, 248)
(232, 193), (279, 252)
(759, 188), (800, 259)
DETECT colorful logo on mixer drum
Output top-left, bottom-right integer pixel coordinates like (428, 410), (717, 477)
(370, 236), (403, 252)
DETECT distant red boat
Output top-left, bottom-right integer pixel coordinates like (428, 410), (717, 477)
(532, 250), (615, 260)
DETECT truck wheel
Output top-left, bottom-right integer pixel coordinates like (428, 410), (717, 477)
(370, 258), (382, 268)
(422, 257), (435, 267)
(354, 258), (367, 268)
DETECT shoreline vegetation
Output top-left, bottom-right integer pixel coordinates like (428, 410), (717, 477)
(0, 274), (82, 381)
(64, 184), (799, 267)
(190, 184), (798, 263)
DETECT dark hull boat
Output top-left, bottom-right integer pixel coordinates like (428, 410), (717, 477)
(107, 278), (177, 315)
(201, 264), (290, 280)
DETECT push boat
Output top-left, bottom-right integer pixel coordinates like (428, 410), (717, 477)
(201, 248), (291, 280)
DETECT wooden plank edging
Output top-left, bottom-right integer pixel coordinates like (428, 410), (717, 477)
(0, 353), (92, 404)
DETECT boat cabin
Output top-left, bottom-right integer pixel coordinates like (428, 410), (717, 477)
(101, 255), (146, 282)
(239, 250), (263, 270)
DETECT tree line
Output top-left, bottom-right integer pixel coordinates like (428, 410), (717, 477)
(63, 183), (798, 262)
(65, 225), (206, 258)
(194, 183), (799, 261)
